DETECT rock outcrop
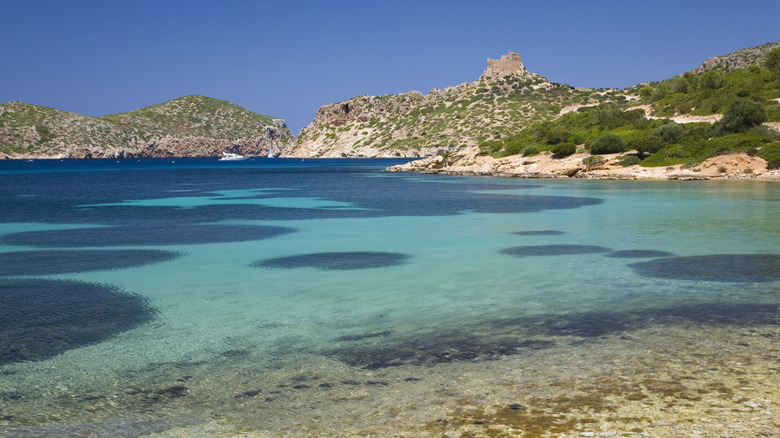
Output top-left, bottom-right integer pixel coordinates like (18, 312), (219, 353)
(0, 96), (294, 159)
(385, 147), (780, 180)
(693, 42), (780, 73)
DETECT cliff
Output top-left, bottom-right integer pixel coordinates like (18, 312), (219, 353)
(286, 53), (616, 158)
(0, 95), (295, 159)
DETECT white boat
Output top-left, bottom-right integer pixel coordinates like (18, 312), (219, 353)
(219, 152), (248, 161)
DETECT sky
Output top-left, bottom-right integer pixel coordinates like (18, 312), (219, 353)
(2, 0), (779, 135)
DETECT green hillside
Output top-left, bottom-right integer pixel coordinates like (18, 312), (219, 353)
(293, 70), (635, 157)
(480, 44), (780, 168)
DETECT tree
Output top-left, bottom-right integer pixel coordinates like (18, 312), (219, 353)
(638, 86), (654, 100)
(765, 48), (780, 80)
(670, 76), (689, 94)
(718, 99), (768, 134)
(700, 70), (725, 89)
(631, 136), (666, 158)
(551, 142), (576, 158)
(653, 123), (684, 144)
(589, 133), (625, 154)
(652, 83), (670, 100)
(682, 71), (700, 92)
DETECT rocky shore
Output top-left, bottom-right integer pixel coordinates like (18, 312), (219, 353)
(386, 147), (780, 181)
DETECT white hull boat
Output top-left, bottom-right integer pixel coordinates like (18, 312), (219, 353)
(219, 153), (248, 161)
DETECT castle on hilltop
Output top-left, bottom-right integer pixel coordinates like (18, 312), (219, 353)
(482, 52), (528, 80)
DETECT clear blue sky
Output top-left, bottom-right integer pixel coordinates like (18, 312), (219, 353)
(2, 0), (778, 135)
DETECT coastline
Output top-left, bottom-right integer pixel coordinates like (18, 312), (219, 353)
(385, 147), (780, 181)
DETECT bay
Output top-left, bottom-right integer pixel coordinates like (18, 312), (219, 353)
(1, 158), (779, 437)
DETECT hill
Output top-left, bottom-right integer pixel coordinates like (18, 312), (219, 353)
(287, 44), (780, 172)
(384, 43), (780, 179)
(285, 53), (620, 157)
(0, 95), (294, 159)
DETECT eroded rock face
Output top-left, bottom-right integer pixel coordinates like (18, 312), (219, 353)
(285, 91), (449, 158)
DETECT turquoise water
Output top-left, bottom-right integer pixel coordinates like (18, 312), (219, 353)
(0, 159), (779, 436)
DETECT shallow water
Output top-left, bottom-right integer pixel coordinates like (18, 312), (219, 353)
(1, 158), (779, 436)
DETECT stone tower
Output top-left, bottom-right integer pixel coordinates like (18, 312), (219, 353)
(481, 52), (528, 80)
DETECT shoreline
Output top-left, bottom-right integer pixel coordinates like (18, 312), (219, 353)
(385, 147), (780, 181)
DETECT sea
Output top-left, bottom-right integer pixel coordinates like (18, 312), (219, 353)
(0, 158), (779, 437)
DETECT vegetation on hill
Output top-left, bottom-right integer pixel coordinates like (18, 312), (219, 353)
(0, 95), (293, 158)
(101, 95), (285, 143)
(294, 73), (628, 157)
(0, 103), (134, 156)
(479, 46), (780, 168)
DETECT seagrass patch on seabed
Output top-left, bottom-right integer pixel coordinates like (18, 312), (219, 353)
(511, 230), (567, 236)
(326, 302), (780, 369)
(0, 278), (157, 365)
(499, 244), (612, 257)
(253, 251), (411, 271)
(630, 254), (780, 282)
(0, 224), (295, 247)
(0, 250), (180, 276)
(605, 250), (675, 258)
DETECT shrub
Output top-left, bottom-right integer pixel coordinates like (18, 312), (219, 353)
(551, 142), (576, 158)
(700, 70), (725, 89)
(757, 142), (780, 164)
(583, 155), (605, 167)
(682, 71), (700, 91)
(767, 105), (780, 122)
(765, 47), (780, 79)
(653, 122), (685, 144)
(670, 76), (689, 94)
(569, 132), (586, 145)
(717, 99), (768, 134)
(652, 83), (670, 100)
(618, 155), (642, 167)
(703, 132), (766, 158)
(523, 144), (539, 157)
(590, 133), (626, 154)
(545, 128), (570, 145)
(480, 140), (503, 155)
(746, 147), (758, 156)
(715, 147), (731, 156)
(683, 124), (714, 141)
(639, 86), (654, 100)
(748, 124), (780, 141)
